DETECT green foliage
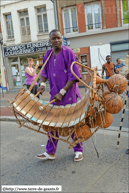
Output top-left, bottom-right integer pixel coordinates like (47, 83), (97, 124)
(122, 0), (129, 24)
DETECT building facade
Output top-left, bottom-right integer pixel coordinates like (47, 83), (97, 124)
(1, 0), (55, 91)
(57, 0), (129, 85)
(1, 0), (129, 91)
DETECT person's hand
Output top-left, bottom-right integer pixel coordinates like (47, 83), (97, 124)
(35, 63), (39, 70)
(53, 93), (63, 102)
(38, 86), (45, 95)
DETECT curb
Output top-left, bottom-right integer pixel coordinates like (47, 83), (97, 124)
(0, 117), (23, 122)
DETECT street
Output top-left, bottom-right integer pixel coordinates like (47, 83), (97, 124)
(1, 102), (128, 192)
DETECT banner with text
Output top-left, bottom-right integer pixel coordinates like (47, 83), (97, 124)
(4, 41), (52, 57)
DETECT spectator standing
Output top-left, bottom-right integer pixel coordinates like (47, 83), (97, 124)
(25, 58), (39, 97)
(116, 58), (125, 72)
(102, 55), (119, 79)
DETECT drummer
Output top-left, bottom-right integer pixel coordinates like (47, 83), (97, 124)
(36, 29), (83, 162)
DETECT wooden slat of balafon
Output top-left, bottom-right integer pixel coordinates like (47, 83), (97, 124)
(68, 101), (81, 127)
(53, 105), (71, 127)
(79, 92), (90, 122)
(66, 92), (88, 127)
(50, 105), (70, 128)
(42, 105), (59, 126)
(16, 94), (32, 111)
(61, 104), (76, 128)
(36, 105), (53, 124)
(21, 97), (38, 115)
(68, 92), (89, 127)
(49, 106), (69, 127)
(56, 104), (75, 128)
(31, 101), (47, 121)
(26, 100), (42, 119)
(13, 90), (30, 107)
(70, 95), (87, 127)
(90, 73), (95, 105)
(80, 93), (89, 121)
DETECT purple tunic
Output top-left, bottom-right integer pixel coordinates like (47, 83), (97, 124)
(41, 45), (81, 105)
(25, 68), (37, 85)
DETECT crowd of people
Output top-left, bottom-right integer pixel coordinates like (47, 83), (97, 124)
(102, 55), (125, 79)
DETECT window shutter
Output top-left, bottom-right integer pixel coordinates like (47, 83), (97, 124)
(111, 51), (128, 64)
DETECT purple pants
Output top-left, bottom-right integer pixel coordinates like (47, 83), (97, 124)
(46, 131), (83, 154)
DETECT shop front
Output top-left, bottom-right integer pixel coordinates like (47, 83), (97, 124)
(111, 40), (129, 64)
(3, 40), (52, 90)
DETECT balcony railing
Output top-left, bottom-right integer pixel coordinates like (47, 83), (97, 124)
(86, 22), (102, 30)
(63, 26), (78, 33)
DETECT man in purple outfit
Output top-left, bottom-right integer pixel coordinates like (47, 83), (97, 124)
(36, 29), (83, 162)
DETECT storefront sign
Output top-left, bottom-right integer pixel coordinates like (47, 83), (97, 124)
(72, 48), (80, 53)
(4, 41), (52, 57)
(62, 36), (67, 46)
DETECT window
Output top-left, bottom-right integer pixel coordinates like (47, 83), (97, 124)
(37, 7), (48, 33)
(19, 10), (30, 36)
(81, 55), (87, 72)
(111, 42), (129, 52)
(121, 0), (129, 25)
(85, 3), (101, 30)
(5, 14), (14, 39)
(63, 7), (78, 34)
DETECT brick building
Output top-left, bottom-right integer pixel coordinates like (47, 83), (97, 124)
(57, 0), (129, 85)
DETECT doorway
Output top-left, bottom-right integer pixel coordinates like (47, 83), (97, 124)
(11, 62), (22, 88)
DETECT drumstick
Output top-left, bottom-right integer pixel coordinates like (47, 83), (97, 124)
(39, 99), (56, 111)
(34, 92), (40, 98)
(44, 99), (55, 107)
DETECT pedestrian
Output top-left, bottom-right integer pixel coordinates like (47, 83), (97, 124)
(116, 58), (125, 72)
(102, 55), (119, 79)
(36, 29), (83, 162)
(25, 58), (39, 97)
